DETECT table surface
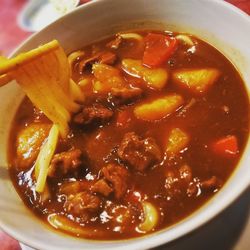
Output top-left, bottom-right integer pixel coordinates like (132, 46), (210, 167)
(0, 0), (249, 249)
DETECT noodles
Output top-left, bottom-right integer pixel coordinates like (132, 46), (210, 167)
(48, 214), (104, 237)
(176, 34), (194, 46)
(138, 201), (158, 232)
(0, 40), (84, 137)
(0, 73), (12, 87)
(35, 124), (59, 193)
(0, 40), (86, 192)
(68, 50), (85, 70)
(119, 33), (143, 41)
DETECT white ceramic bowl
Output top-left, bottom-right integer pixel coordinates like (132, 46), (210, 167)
(0, 0), (249, 249)
(18, 0), (80, 32)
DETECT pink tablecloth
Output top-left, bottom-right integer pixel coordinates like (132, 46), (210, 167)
(0, 0), (249, 249)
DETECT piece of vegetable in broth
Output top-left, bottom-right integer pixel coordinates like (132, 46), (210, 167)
(16, 123), (51, 170)
(92, 63), (124, 93)
(138, 201), (158, 232)
(166, 128), (190, 155)
(122, 59), (168, 90)
(212, 135), (239, 157)
(142, 33), (178, 68)
(134, 94), (184, 121)
(173, 68), (220, 94)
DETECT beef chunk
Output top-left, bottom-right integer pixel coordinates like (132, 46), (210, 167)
(165, 165), (194, 198)
(48, 149), (84, 178)
(79, 54), (99, 72)
(99, 52), (117, 65)
(118, 132), (161, 172)
(98, 164), (129, 199)
(59, 180), (94, 195)
(64, 191), (101, 219)
(78, 51), (117, 72)
(91, 179), (113, 197)
(110, 87), (142, 105)
(73, 104), (113, 126)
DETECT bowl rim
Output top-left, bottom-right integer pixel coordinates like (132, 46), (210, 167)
(0, 0), (250, 249)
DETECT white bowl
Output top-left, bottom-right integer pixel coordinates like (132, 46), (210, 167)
(18, 0), (80, 32)
(0, 0), (249, 249)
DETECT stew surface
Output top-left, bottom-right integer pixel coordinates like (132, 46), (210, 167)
(9, 30), (249, 240)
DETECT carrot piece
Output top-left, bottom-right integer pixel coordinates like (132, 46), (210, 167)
(143, 33), (178, 68)
(213, 135), (239, 157)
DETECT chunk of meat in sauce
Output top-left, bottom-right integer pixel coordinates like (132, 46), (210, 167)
(165, 164), (194, 197)
(91, 179), (113, 197)
(110, 87), (142, 105)
(48, 149), (85, 178)
(165, 165), (220, 198)
(64, 191), (101, 220)
(96, 164), (129, 199)
(118, 132), (161, 172)
(79, 51), (117, 72)
(16, 123), (50, 170)
(59, 180), (94, 195)
(73, 104), (113, 126)
(100, 52), (117, 64)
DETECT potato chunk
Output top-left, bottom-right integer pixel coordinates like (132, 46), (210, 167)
(134, 94), (184, 121)
(16, 123), (50, 169)
(122, 59), (168, 89)
(166, 128), (189, 155)
(173, 68), (220, 94)
(92, 63), (123, 92)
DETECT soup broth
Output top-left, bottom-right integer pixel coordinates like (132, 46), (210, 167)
(8, 30), (249, 239)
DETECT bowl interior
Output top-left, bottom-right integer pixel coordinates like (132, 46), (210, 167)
(0, 0), (249, 249)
